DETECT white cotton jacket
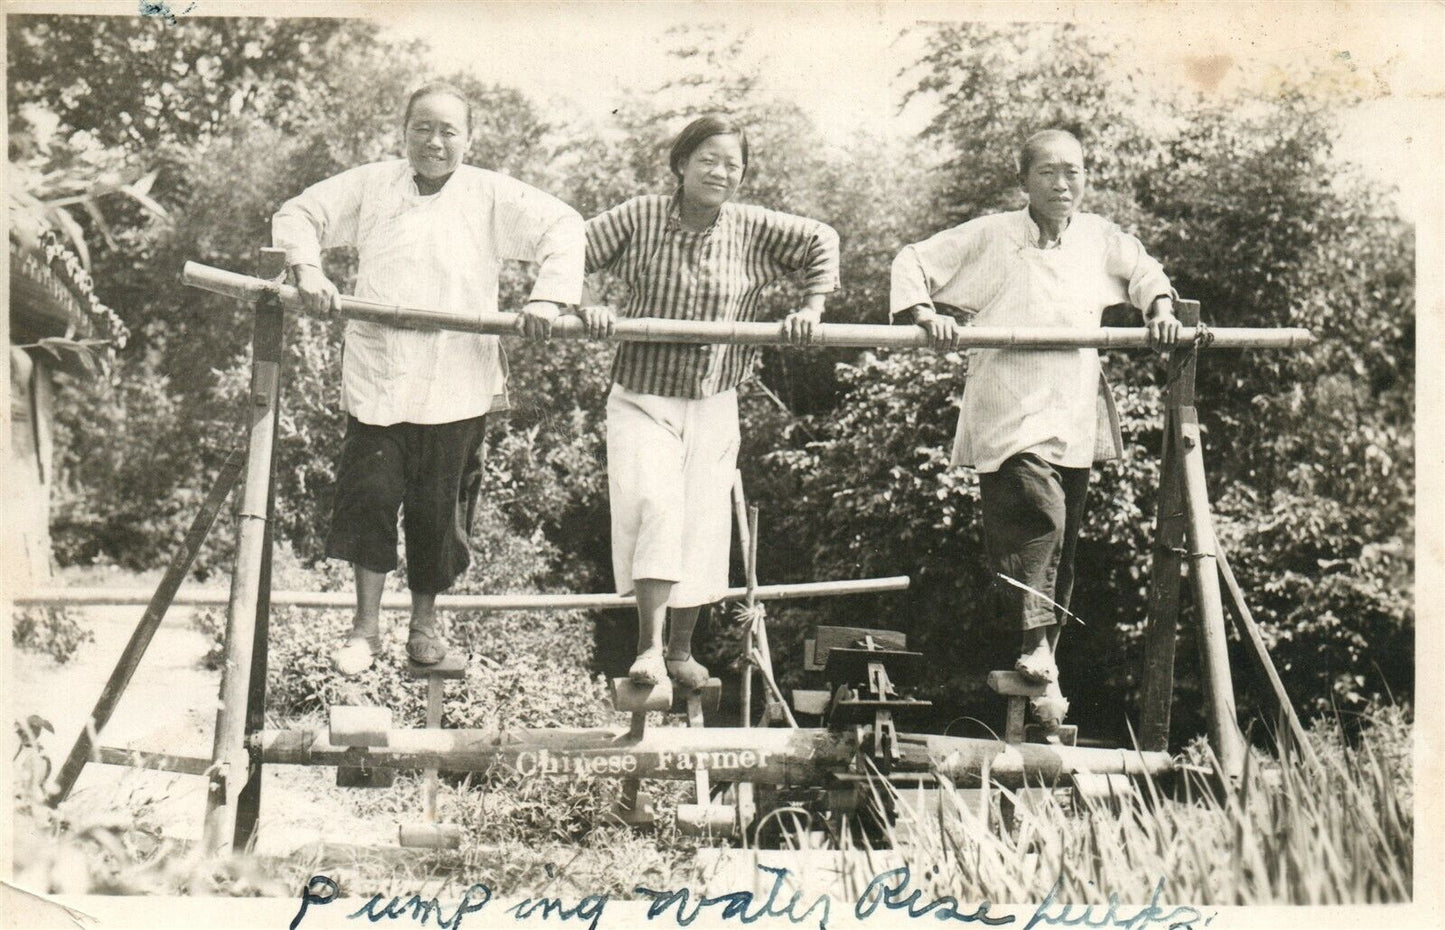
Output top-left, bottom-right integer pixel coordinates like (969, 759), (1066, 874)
(890, 208), (1173, 473)
(273, 160), (585, 426)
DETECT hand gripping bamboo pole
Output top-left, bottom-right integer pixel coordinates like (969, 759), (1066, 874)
(182, 261), (1316, 350)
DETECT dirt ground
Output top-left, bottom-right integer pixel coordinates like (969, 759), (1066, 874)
(11, 572), (399, 857)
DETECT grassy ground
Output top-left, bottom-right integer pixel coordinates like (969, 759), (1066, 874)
(9, 572), (1414, 905)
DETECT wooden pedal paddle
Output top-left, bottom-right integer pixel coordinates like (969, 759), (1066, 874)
(675, 688), (737, 838)
(398, 655), (465, 849)
(330, 705), (395, 787)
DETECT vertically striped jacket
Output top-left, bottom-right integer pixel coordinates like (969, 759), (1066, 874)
(585, 194), (840, 399)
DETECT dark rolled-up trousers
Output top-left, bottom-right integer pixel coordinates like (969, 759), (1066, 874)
(978, 452), (1091, 631)
(324, 414), (489, 595)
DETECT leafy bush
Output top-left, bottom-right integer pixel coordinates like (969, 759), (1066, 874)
(11, 607), (94, 664)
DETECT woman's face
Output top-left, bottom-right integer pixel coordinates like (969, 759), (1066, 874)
(679, 133), (745, 210)
(405, 93), (470, 179)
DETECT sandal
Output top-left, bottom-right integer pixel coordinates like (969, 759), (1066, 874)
(665, 655), (710, 691)
(628, 651), (667, 686)
(406, 626), (449, 666)
(332, 635), (382, 676)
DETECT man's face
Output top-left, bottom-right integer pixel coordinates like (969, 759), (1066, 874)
(1023, 136), (1087, 224)
(405, 93), (470, 179)
(679, 133), (745, 210)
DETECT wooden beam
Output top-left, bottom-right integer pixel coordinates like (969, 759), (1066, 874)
(94, 746), (214, 777)
(1214, 547), (1319, 767)
(201, 288), (284, 854)
(1175, 405), (1246, 777)
(47, 447), (245, 805)
(15, 575), (911, 610)
(252, 726), (1174, 788)
(183, 262), (1316, 351)
(234, 247), (289, 851)
(1138, 300), (1199, 753)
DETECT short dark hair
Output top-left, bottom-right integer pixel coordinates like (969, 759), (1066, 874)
(404, 82), (473, 135)
(1018, 129), (1084, 177)
(668, 115), (749, 182)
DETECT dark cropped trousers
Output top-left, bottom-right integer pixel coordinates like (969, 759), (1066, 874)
(978, 452), (1091, 631)
(325, 414), (489, 594)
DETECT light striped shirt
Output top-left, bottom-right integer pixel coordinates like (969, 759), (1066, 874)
(585, 194), (840, 399)
(891, 208), (1172, 473)
(272, 159), (584, 426)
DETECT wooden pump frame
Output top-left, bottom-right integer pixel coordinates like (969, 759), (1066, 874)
(36, 254), (1315, 854)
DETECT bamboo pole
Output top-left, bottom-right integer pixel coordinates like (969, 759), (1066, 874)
(1215, 547), (1319, 768)
(250, 726), (1173, 788)
(182, 262), (1316, 350)
(234, 247), (289, 851)
(201, 292), (284, 854)
(1175, 406), (1246, 777)
(15, 575), (910, 611)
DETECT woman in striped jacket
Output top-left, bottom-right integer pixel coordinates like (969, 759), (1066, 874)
(575, 115), (840, 690)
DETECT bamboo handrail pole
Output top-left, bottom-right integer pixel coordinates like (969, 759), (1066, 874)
(182, 262), (1316, 350)
(15, 575), (910, 611)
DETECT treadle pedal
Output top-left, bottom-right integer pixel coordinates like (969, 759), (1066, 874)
(1026, 723), (1078, 747)
(823, 648), (924, 689)
(671, 678), (722, 716)
(610, 677), (673, 713)
(986, 670), (1050, 697)
(827, 697), (932, 728)
(399, 822), (462, 849)
(404, 653), (467, 680)
(329, 706), (392, 748)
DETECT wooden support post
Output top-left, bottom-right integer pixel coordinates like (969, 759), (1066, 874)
(1215, 546), (1318, 767)
(47, 448), (245, 805)
(233, 248), (287, 851)
(201, 255), (286, 855)
(1139, 301), (1198, 752)
(1169, 329), (1246, 775)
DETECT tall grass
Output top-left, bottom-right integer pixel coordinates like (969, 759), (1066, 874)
(813, 707), (1412, 906)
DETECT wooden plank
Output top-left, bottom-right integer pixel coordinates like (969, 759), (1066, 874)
(47, 447), (244, 805)
(182, 262), (1317, 350)
(814, 626), (908, 656)
(94, 746), (213, 777)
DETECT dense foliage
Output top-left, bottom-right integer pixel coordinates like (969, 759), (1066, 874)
(8, 16), (1412, 743)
